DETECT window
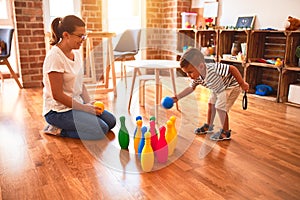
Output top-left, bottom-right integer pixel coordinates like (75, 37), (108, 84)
(0, 0), (8, 19)
(43, 0), (81, 32)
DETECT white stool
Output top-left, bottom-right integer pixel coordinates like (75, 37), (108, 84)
(0, 71), (3, 88)
(138, 75), (162, 107)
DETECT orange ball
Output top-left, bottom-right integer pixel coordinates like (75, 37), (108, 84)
(94, 101), (105, 114)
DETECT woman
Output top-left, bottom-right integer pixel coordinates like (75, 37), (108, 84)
(43, 15), (116, 140)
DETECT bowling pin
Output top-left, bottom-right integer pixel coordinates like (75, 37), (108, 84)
(118, 116), (130, 149)
(156, 126), (168, 163)
(149, 117), (158, 151)
(141, 132), (154, 172)
(134, 119), (143, 153)
(138, 126), (148, 159)
(134, 115), (142, 138)
(165, 120), (177, 156)
(169, 116), (177, 136)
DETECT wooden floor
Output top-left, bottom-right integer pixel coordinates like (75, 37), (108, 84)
(1, 77), (300, 200)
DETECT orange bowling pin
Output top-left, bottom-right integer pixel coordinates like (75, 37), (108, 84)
(134, 120), (143, 153)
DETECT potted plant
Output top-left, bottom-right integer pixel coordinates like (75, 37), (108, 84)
(296, 45), (300, 67)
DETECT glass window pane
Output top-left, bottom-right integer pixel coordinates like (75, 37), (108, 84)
(0, 0), (8, 19)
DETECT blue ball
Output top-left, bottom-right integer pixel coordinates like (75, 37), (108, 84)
(161, 96), (174, 109)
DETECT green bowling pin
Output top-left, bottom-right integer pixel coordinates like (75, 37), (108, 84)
(118, 116), (129, 149)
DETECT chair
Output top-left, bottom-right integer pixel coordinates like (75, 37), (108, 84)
(113, 29), (141, 87)
(0, 28), (23, 89)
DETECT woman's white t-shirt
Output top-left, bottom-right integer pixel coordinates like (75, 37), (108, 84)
(42, 46), (84, 116)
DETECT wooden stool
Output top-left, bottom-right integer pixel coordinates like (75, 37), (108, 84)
(139, 75), (162, 107)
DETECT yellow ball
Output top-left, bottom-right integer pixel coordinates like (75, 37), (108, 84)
(275, 58), (282, 66)
(94, 101), (105, 113)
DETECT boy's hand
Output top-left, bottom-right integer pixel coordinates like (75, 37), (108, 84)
(241, 81), (249, 92)
(172, 96), (178, 103)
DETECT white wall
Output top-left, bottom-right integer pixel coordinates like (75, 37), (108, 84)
(218, 0), (300, 30)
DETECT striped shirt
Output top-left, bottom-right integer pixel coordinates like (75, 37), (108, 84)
(190, 62), (239, 93)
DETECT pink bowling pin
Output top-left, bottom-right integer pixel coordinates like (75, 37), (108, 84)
(156, 126), (168, 163)
(149, 118), (158, 151)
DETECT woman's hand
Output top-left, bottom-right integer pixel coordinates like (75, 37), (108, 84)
(81, 103), (103, 116)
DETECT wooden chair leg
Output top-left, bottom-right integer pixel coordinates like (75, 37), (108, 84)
(159, 82), (162, 101)
(120, 62), (124, 80)
(104, 64), (111, 88)
(139, 79), (145, 107)
(3, 59), (22, 89)
(123, 62), (127, 88)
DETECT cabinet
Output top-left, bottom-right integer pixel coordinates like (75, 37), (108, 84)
(280, 31), (300, 105)
(246, 30), (287, 102)
(176, 29), (197, 60)
(176, 29), (300, 105)
(218, 30), (250, 79)
(176, 29), (218, 61)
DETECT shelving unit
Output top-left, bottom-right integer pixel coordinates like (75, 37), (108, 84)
(218, 29), (250, 78)
(176, 29), (197, 59)
(246, 30), (287, 102)
(280, 31), (300, 105)
(176, 29), (300, 106)
(218, 29), (250, 62)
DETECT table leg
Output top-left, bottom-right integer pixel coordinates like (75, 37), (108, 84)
(128, 68), (138, 112)
(107, 38), (117, 96)
(170, 68), (180, 111)
(155, 69), (160, 121)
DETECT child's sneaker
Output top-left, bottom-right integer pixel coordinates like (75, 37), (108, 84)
(194, 123), (214, 135)
(43, 124), (61, 136)
(210, 129), (231, 141)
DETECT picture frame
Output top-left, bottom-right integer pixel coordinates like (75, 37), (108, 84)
(236, 16), (256, 29)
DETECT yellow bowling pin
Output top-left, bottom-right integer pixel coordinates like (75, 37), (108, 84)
(165, 120), (177, 156)
(141, 132), (154, 172)
(169, 115), (177, 136)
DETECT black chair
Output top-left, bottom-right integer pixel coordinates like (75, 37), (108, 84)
(113, 29), (141, 87)
(0, 28), (23, 88)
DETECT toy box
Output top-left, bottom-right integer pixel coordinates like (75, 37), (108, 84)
(181, 12), (197, 28)
(288, 83), (300, 104)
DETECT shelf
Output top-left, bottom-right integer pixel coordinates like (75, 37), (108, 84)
(218, 29), (250, 63)
(247, 62), (282, 70)
(283, 66), (300, 71)
(220, 58), (245, 64)
(176, 29), (300, 105)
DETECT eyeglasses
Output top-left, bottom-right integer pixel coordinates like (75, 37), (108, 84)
(70, 33), (87, 40)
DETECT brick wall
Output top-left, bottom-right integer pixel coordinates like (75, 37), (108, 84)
(144, 0), (190, 60)
(13, 0), (188, 88)
(14, 0), (45, 88)
(81, 0), (104, 81)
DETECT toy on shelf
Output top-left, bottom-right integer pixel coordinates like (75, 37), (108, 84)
(285, 16), (300, 31)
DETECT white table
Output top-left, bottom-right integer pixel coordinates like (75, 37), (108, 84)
(125, 60), (180, 120)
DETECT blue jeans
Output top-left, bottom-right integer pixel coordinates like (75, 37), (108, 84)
(44, 110), (116, 140)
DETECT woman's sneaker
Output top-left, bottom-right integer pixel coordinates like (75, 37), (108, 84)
(210, 129), (231, 141)
(43, 124), (62, 136)
(194, 123), (214, 135)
